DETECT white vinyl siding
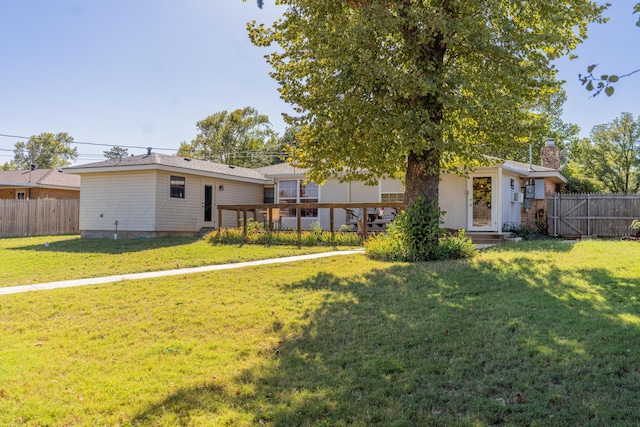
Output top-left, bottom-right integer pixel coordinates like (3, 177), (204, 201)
(439, 174), (467, 230)
(79, 171), (157, 232)
(215, 179), (263, 228)
(318, 178), (348, 230)
(155, 171), (201, 232)
(348, 181), (378, 203)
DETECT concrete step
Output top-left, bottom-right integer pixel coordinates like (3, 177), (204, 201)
(466, 232), (508, 245)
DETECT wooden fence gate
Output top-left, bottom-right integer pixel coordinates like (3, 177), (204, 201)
(547, 193), (640, 238)
(0, 199), (80, 237)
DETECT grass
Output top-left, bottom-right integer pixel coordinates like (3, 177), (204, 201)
(1, 239), (640, 425)
(0, 235), (346, 287)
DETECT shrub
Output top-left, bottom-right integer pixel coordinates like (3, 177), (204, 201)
(206, 222), (363, 247)
(364, 222), (407, 262)
(365, 197), (476, 262)
(503, 223), (537, 240)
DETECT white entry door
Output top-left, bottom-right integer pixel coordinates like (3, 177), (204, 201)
(467, 175), (497, 231)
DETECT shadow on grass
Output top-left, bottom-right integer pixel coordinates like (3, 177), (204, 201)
(130, 383), (225, 425)
(7, 236), (202, 254)
(481, 239), (575, 254)
(130, 253), (640, 425)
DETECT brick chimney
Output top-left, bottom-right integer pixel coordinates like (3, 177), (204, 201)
(541, 138), (560, 169)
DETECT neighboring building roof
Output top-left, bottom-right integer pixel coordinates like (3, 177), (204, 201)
(0, 169), (81, 190)
(255, 162), (307, 178)
(64, 153), (270, 184)
(500, 159), (568, 184)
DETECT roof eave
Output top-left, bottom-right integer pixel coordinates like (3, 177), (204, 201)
(63, 163), (271, 185)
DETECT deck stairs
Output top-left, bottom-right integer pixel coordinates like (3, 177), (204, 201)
(466, 232), (509, 245)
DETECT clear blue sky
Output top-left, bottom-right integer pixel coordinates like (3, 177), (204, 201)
(0, 1), (638, 165)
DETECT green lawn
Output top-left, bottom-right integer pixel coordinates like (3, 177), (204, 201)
(0, 235), (341, 287)
(2, 239), (640, 426)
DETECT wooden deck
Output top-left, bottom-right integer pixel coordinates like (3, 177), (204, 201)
(216, 202), (404, 237)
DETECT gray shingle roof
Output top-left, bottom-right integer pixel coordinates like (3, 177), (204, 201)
(255, 162), (307, 177)
(0, 169), (80, 188)
(65, 153), (270, 182)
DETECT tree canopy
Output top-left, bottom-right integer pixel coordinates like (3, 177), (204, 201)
(566, 112), (640, 193)
(176, 107), (281, 168)
(248, 0), (606, 209)
(103, 146), (129, 160)
(8, 132), (78, 170)
(580, 3), (640, 97)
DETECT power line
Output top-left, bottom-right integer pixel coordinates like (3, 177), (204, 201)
(0, 133), (177, 152)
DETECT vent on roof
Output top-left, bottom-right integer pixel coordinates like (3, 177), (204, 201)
(184, 158), (191, 161)
(228, 165), (235, 169)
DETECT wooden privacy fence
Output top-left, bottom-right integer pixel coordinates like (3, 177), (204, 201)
(547, 193), (640, 238)
(0, 199), (79, 237)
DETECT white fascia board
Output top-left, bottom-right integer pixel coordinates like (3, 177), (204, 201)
(64, 164), (271, 185)
(501, 163), (531, 176)
(0, 182), (38, 188)
(529, 170), (568, 183)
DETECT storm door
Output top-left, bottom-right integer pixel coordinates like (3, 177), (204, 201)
(468, 176), (496, 231)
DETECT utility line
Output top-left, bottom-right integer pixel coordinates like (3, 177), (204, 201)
(0, 133), (177, 152)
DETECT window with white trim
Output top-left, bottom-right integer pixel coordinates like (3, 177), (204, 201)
(16, 191), (26, 200)
(278, 180), (318, 218)
(170, 176), (185, 199)
(381, 193), (403, 203)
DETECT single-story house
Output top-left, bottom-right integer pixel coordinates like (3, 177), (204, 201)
(63, 143), (566, 238)
(0, 169), (80, 200)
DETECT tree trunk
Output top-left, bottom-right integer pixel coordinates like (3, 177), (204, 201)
(404, 148), (440, 208)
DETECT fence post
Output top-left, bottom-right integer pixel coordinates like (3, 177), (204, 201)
(587, 193), (591, 238)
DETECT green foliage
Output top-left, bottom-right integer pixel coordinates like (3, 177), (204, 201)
(11, 132), (78, 169)
(1, 161), (17, 170)
(176, 107), (282, 168)
(366, 198), (476, 262)
(363, 222), (408, 262)
(566, 113), (640, 193)
(207, 220), (363, 247)
(563, 175), (603, 193)
(103, 145), (129, 160)
(631, 219), (640, 230)
(249, 1), (606, 186)
(395, 196), (444, 261)
(503, 223), (538, 240)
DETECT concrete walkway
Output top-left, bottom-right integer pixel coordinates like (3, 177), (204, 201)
(0, 249), (366, 296)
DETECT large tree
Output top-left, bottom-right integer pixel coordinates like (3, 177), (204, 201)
(103, 146), (129, 160)
(495, 90), (580, 165)
(580, 3), (640, 97)
(12, 132), (78, 169)
(248, 1), (606, 221)
(177, 107), (281, 168)
(567, 112), (640, 193)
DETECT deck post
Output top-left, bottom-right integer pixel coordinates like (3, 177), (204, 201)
(297, 210), (302, 240)
(362, 206), (368, 238)
(268, 208), (273, 231)
(330, 208), (335, 235)
(243, 210), (248, 236)
(217, 208), (222, 232)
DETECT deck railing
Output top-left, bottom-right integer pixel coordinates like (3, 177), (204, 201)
(217, 202), (404, 237)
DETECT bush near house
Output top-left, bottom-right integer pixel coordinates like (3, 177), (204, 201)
(206, 220), (363, 247)
(366, 197), (476, 261)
